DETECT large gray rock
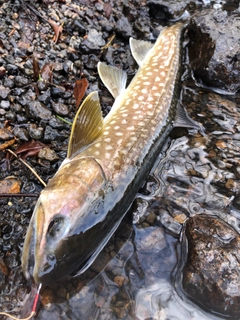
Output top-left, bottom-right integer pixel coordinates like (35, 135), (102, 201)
(188, 11), (240, 93)
(182, 215), (240, 318)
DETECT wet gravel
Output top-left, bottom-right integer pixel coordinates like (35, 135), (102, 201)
(0, 0), (240, 319)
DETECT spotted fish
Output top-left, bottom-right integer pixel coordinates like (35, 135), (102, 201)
(22, 23), (185, 285)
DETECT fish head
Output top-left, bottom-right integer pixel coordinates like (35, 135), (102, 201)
(22, 157), (107, 285)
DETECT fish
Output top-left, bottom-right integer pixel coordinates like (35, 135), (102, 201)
(22, 23), (186, 285)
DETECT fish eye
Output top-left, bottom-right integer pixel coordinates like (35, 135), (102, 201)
(47, 216), (65, 237)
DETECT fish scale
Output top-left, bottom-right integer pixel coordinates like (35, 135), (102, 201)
(22, 23), (185, 285)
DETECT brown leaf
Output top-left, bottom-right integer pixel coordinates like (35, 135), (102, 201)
(73, 78), (89, 109)
(40, 63), (53, 82)
(48, 19), (63, 44)
(33, 57), (40, 81)
(15, 141), (47, 159)
(0, 257), (9, 276)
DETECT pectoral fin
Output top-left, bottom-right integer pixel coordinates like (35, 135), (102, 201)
(130, 38), (153, 66)
(67, 91), (104, 158)
(97, 62), (127, 99)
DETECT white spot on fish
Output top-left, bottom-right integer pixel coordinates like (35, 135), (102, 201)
(95, 142), (101, 148)
(147, 111), (154, 116)
(116, 132), (123, 136)
(146, 72), (152, 76)
(104, 137), (111, 143)
(152, 86), (158, 90)
(138, 96), (144, 101)
(103, 131), (109, 135)
(144, 81), (151, 85)
(131, 136), (138, 142)
(105, 153), (111, 159)
(127, 126), (135, 130)
(155, 76), (161, 81)
(106, 145), (113, 151)
(133, 104), (139, 109)
(141, 88), (148, 94)
(114, 126), (120, 130)
(94, 150), (100, 156)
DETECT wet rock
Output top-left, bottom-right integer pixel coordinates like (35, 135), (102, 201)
(135, 227), (166, 253)
(0, 85), (10, 99)
(48, 116), (67, 129)
(29, 124), (43, 140)
(3, 78), (14, 88)
(182, 215), (240, 318)
(188, 12), (240, 93)
(14, 75), (29, 87)
(5, 110), (16, 121)
(16, 113), (28, 124)
(38, 90), (51, 105)
(0, 128), (14, 140)
(43, 125), (67, 142)
(158, 209), (183, 235)
(38, 147), (59, 162)
(5, 63), (18, 75)
(50, 87), (65, 98)
(71, 19), (86, 34)
(13, 127), (29, 141)
(63, 60), (73, 73)
(87, 29), (105, 47)
(147, 0), (190, 20)
(116, 16), (133, 38)
(51, 102), (69, 116)
(26, 101), (52, 120)
(0, 100), (10, 110)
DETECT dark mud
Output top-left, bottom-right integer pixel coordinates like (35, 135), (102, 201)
(0, 0), (240, 319)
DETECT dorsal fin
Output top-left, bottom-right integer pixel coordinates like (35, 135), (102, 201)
(130, 38), (153, 66)
(97, 62), (127, 99)
(67, 91), (103, 158)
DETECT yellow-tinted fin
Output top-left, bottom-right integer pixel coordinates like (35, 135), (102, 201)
(97, 62), (127, 99)
(130, 38), (153, 67)
(67, 91), (103, 158)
